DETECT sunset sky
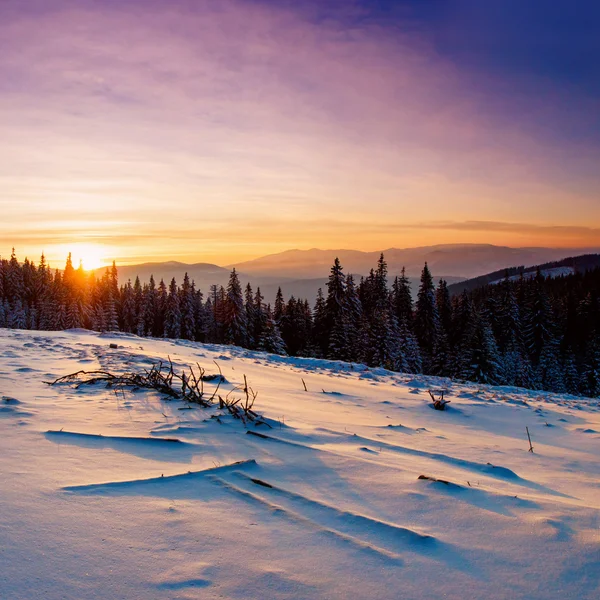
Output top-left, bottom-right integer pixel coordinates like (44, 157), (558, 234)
(1, 0), (599, 269)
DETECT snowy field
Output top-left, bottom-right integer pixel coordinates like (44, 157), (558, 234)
(1, 328), (599, 600)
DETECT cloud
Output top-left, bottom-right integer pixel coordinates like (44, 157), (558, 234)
(413, 221), (600, 237)
(0, 0), (599, 263)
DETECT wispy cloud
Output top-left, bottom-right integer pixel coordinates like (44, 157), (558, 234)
(1, 0), (599, 263)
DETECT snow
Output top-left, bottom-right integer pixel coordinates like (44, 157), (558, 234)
(1, 328), (599, 599)
(489, 266), (575, 285)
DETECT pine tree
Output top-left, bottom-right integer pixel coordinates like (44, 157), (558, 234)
(62, 252), (76, 292)
(562, 353), (581, 395)
(258, 305), (286, 355)
(215, 286), (227, 343)
(452, 291), (477, 379)
(274, 287), (285, 324)
(179, 273), (196, 340)
(203, 297), (217, 343)
(164, 278), (182, 339)
(224, 269), (248, 346)
(155, 279), (168, 337)
(8, 299), (27, 329)
(120, 280), (136, 333)
(436, 280), (452, 336)
(312, 288), (328, 357)
(300, 299), (315, 356)
(66, 300), (82, 329)
(397, 319), (422, 373)
(581, 337), (600, 397)
(523, 270), (554, 367)
(244, 283), (256, 349)
(344, 274), (364, 362)
(538, 339), (565, 393)
(464, 310), (502, 385)
(133, 277), (144, 336)
(253, 287), (266, 348)
(193, 287), (207, 342)
(92, 301), (106, 332)
(392, 268), (413, 326)
(0, 300), (7, 328)
(414, 263), (439, 373)
(325, 258), (347, 359)
(374, 253), (388, 302)
(141, 276), (157, 336)
(365, 307), (400, 370)
(104, 291), (119, 332)
(0, 258), (5, 301)
(6, 248), (24, 303)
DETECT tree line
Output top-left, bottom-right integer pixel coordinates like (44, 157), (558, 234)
(1, 249), (599, 397)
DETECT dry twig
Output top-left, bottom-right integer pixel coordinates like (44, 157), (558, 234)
(44, 359), (265, 424)
(428, 390), (451, 411)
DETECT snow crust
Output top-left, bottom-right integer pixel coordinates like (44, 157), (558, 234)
(1, 329), (599, 599)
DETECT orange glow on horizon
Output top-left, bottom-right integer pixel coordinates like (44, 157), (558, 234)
(52, 243), (110, 272)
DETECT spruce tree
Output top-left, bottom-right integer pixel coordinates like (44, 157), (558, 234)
(325, 258), (347, 359)
(581, 338), (600, 397)
(6, 248), (24, 303)
(523, 270), (554, 367)
(244, 283), (256, 349)
(392, 268), (413, 326)
(66, 300), (82, 329)
(224, 269), (248, 346)
(164, 278), (182, 339)
(141, 276), (157, 336)
(344, 274), (364, 362)
(312, 288), (328, 357)
(179, 273), (196, 340)
(104, 291), (119, 332)
(259, 305), (286, 355)
(397, 319), (422, 373)
(414, 263), (440, 373)
(274, 287), (285, 324)
(154, 278), (168, 337)
(253, 287), (267, 348)
(120, 280), (136, 333)
(467, 311), (502, 385)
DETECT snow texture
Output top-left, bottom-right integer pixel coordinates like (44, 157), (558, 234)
(0, 329), (599, 599)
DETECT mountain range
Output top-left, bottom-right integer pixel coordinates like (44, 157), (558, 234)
(102, 244), (600, 304)
(226, 244), (595, 279)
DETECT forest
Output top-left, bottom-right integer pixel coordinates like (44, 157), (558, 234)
(1, 249), (599, 397)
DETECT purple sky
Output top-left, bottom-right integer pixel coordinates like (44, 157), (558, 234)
(1, 0), (599, 267)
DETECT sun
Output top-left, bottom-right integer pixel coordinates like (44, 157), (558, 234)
(70, 243), (108, 271)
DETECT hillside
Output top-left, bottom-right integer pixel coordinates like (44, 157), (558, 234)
(1, 329), (599, 599)
(448, 254), (600, 295)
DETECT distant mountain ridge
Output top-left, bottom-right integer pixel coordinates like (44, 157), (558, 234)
(227, 244), (597, 280)
(447, 253), (600, 295)
(100, 244), (600, 304)
(101, 261), (230, 285)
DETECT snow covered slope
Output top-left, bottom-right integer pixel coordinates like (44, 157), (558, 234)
(1, 329), (599, 600)
(489, 266), (575, 285)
